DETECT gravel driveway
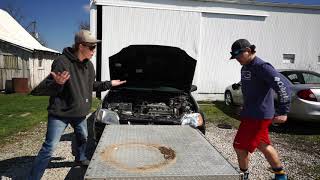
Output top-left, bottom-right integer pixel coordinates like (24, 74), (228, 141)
(0, 121), (319, 180)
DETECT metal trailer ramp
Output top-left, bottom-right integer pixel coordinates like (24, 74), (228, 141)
(85, 125), (241, 180)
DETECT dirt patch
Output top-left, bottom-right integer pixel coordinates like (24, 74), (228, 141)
(100, 143), (176, 173)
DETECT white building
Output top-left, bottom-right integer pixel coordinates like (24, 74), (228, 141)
(89, 0), (320, 100)
(0, 9), (59, 92)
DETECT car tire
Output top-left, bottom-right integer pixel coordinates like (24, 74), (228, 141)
(224, 91), (234, 106)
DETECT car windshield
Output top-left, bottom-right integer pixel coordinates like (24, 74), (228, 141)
(280, 71), (320, 84)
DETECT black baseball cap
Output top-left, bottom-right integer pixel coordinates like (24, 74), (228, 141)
(230, 39), (254, 59)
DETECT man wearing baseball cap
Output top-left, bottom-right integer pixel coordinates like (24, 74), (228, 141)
(29, 30), (126, 180)
(230, 39), (291, 180)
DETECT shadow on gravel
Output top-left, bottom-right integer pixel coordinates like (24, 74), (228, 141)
(0, 156), (34, 178)
(269, 120), (320, 135)
(61, 132), (74, 141)
(0, 113), (98, 180)
(64, 166), (87, 180)
(0, 156), (74, 179)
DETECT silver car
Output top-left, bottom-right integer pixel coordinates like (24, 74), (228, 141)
(224, 70), (320, 121)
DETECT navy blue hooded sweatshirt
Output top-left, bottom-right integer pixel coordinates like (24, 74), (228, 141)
(240, 56), (291, 119)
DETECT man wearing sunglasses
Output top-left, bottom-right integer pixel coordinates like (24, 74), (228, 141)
(230, 39), (291, 180)
(29, 30), (126, 180)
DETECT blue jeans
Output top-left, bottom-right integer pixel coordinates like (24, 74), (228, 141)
(28, 115), (88, 180)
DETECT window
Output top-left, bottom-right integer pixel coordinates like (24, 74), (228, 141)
(38, 59), (43, 67)
(4, 55), (19, 69)
(302, 73), (320, 84)
(283, 54), (295, 64)
(318, 56), (320, 64)
(287, 73), (300, 84)
(281, 72), (301, 84)
(37, 52), (44, 68)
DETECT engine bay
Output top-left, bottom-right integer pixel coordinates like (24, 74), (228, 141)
(103, 90), (196, 124)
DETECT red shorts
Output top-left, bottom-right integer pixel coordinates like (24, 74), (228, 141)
(233, 118), (272, 153)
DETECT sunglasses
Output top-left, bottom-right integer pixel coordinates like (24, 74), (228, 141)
(82, 43), (96, 51)
(230, 49), (245, 58)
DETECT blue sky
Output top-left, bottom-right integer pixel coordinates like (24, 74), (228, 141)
(0, 0), (90, 52)
(0, 0), (319, 52)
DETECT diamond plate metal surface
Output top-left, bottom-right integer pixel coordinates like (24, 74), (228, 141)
(85, 125), (241, 180)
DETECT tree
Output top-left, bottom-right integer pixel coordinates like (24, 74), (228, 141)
(2, 1), (25, 26)
(79, 20), (90, 30)
(2, 1), (46, 46)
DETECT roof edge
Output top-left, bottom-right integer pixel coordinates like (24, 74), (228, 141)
(193, 0), (320, 10)
(92, 0), (320, 10)
(0, 39), (60, 55)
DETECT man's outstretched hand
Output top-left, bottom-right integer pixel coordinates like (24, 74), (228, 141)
(111, 80), (127, 87)
(51, 71), (70, 85)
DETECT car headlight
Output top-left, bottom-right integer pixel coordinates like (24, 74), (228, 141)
(180, 113), (203, 128)
(96, 108), (120, 125)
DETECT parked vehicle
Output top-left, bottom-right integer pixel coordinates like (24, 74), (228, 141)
(92, 45), (206, 142)
(224, 69), (320, 121)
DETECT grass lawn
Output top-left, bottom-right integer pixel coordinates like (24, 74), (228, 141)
(0, 94), (101, 144)
(199, 101), (240, 128)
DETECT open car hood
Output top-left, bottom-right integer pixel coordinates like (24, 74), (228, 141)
(109, 45), (197, 92)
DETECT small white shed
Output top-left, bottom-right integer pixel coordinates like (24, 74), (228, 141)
(0, 9), (59, 92)
(90, 0), (320, 100)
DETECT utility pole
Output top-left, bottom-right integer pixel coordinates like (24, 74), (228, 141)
(26, 21), (39, 39)
(25, 21), (46, 45)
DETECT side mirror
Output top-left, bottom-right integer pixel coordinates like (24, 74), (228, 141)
(231, 83), (241, 90)
(190, 85), (197, 92)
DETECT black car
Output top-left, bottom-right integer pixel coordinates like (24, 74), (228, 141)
(92, 45), (206, 142)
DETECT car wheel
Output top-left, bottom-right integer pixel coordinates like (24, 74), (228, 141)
(224, 91), (234, 106)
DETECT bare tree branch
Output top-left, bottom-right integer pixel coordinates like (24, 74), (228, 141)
(2, 2), (25, 25)
(79, 20), (90, 30)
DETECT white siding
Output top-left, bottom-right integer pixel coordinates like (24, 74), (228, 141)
(255, 7), (320, 71)
(101, 5), (201, 97)
(0, 43), (31, 90)
(93, 0), (320, 100)
(29, 55), (53, 89)
(196, 13), (262, 98)
(196, 6), (320, 100)
(90, 4), (98, 71)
